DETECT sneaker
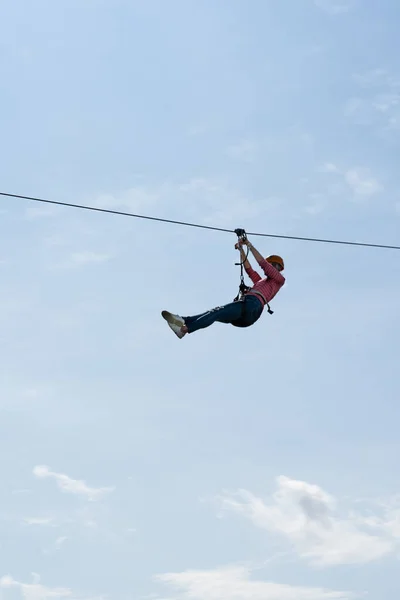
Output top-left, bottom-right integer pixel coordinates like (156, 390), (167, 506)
(161, 310), (187, 339)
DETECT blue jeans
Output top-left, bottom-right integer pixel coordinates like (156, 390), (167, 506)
(183, 294), (264, 334)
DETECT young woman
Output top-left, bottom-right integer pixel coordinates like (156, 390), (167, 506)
(161, 238), (285, 338)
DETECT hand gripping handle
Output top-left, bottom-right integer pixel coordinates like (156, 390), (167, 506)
(234, 228), (247, 240)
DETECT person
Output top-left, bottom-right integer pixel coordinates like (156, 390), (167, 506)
(161, 238), (285, 338)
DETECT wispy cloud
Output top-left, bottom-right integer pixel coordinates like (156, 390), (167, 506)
(155, 565), (354, 600)
(344, 168), (383, 196)
(226, 139), (258, 163)
(92, 176), (285, 230)
(68, 252), (112, 266)
(303, 192), (328, 215)
(0, 574), (72, 600)
(319, 162), (383, 199)
(24, 205), (60, 219)
(314, 0), (355, 15)
(52, 251), (113, 270)
(33, 465), (115, 501)
(41, 537), (69, 556)
(178, 177), (282, 224)
(345, 68), (400, 131)
(319, 162), (340, 174)
(216, 475), (398, 567)
(0, 574), (103, 600)
(187, 124), (208, 136)
(22, 517), (56, 526)
(55, 536), (68, 549)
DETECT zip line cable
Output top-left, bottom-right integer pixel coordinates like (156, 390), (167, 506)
(1, 191), (400, 251)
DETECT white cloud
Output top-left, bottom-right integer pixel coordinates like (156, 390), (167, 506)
(155, 565), (354, 600)
(41, 536), (69, 556)
(23, 517), (55, 526)
(343, 98), (377, 127)
(372, 93), (400, 113)
(25, 205), (60, 219)
(314, 0), (355, 15)
(95, 186), (160, 213)
(345, 68), (400, 131)
(51, 251), (113, 270)
(319, 162), (340, 173)
(354, 68), (400, 90)
(344, 168), (383, 196)
(187, 124), (207, 136)
(216, 475), (396, 567)
(0, 574), (72, 600)
(177, 177), (283, 224)
(68, 252), (112, 266)
(319, 163), (383, 199)
(0, 574), (102, 600)
(33, 465), (114, 501)
(92, 177), (283, 229)
(304, 193), (327, 215)
(227, 139), (258, 162)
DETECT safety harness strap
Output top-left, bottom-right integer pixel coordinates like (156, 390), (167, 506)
(248, 290), (274, 314)
(233, 227), (274, 315)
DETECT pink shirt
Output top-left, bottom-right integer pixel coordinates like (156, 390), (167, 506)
(244, 258), (285, 305)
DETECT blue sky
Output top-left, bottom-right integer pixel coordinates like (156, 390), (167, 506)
(1, 0), (400, 599)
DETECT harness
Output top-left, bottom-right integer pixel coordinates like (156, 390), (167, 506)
(233, 228), (274, 315)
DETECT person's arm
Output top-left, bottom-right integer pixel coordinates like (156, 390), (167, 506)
(237, 244), (261, 284)
(246, 241), (285, 284)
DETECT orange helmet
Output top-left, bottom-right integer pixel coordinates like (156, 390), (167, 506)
(266, 255), (284, 270)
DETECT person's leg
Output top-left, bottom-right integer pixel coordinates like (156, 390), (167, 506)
(231, 295), (264, 327)
(162, 296), (264, 338)
(183, 300), (244, 333)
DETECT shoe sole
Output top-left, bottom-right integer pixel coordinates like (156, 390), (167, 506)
(161, 310), (184, 327)
(161, 310), (186, 338)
